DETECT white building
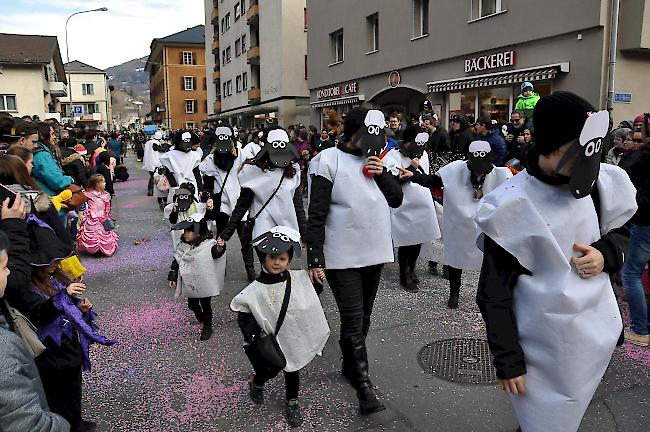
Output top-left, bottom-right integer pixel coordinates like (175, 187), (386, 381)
(60, 61), (113, 131)
(0, 33), (68, 121)
(204, 0), (310, 128)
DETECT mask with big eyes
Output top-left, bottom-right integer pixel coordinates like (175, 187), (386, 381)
(214, 125), (236, 155)
(252, 226), (302, 257)
(253, 127), (299, 168)
(174, 130), (199, 152)
(467, 140), (495, 178)
(173, 186), (195, 212)
(553, 110), (609, 199)
(357, 110), (387, 158)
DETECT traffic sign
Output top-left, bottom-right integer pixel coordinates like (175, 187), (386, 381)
(73, 105), (84, 115)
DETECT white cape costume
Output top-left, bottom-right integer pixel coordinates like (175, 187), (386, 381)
(174, 238), (226, 299)
(164, 202), (207, 251)
(159, 148), (203, 200)
(143, 139), (161, 172)
(198, 145), (245, 217)
(230, 270), (330, 372)
(437, 160), (512, 270)
(474, 164), (637, 432)
(384, 149), (441, 247)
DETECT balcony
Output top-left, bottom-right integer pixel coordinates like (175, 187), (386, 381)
(212, 70), (220, 81)
(246, 46), (260, 65)
(213, 100), (222, 113)
(210, 7), (219, 24)
(248, 87), (261, 104)
(49, 81), (68, 97)
(211, 38), (220, 54)
(246, 3), (259, 27)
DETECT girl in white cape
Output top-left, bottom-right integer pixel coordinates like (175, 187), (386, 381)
(230, 226), (329, 428)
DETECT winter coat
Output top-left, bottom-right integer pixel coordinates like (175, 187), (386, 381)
(515, 92), (541, 122)
(0, 310), (70, 432)
(59, 146), (88, 187)
(449, 127), (474, 156)
(620, 144), (650, 226)
(32, 143), (73, 196)
(480, 129), (508, 166)
(107, 139), (122, 159)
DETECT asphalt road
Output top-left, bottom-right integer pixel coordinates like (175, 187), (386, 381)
(80, 155), (650, 432)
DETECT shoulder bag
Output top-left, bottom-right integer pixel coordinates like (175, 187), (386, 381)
(4, 300), (46, 358)
(239, 175), (285, 251)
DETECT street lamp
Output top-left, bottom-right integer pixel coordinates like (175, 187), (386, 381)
(65, 7), (108, 115)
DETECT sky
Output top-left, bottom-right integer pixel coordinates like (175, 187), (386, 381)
(0, 0), (205, 70)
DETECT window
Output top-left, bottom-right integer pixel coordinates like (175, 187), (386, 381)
(222, 50), (226, 66)
(226, 46), (232, 63)
(470, 0), (504, 20)
(367, 13), (379, 53)
(412, 0), (429, 38)
(186, 121), (195, 129)
(182, 51), (193, 65)
(221, 17), (225, 34)
(234, 2), (240, 20)
(185, 99), (195, 113)
(82, 84), (94, 95)
(241, 34), (247, 52)
(235, 39), (242, 56)
(304, 7), (307, 31)
(86, 103), (99, 114)
(304, 55), (308, 79)
(242, 72), (248, 90)
(184, 76), (195, 91)
(236, 75), (242, 92)
(224, 13), (231, 31)
(329, 29), (344, 65)
(227, 80), (233, 96)
(240, 1), (245, 17)
(0, 94), (17, 111)
(223, 82), (228, 98)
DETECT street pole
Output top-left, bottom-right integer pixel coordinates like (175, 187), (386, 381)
(65, 7), (108, 117)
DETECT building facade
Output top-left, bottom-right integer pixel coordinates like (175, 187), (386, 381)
(146, 25), (208, 130)
(0, 33), (67, 121)
(204, 0), (310, 128)
(60, 61), (112, 131)
(307, 0), (650, 128)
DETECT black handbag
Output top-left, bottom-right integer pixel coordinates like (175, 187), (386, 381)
(209, 167), (232, 213)
(244, 274), (292, 375)
(240, 175), (285, 251)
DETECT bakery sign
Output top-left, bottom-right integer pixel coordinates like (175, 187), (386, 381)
(316, 81), (358, 100)
(465, 50), (516, 73)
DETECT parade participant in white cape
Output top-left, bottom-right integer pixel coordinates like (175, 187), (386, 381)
(474, 92), (637, 432)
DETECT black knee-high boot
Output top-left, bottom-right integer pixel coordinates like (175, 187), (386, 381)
(407, 245), (422, 284)
(350, 337), (385, 415)
(147, 172), (154, 196)
(398, 247), (417, 293)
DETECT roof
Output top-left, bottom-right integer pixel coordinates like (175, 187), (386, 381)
(0, 33), (60, 64)
(64, 60), (105, 74)
(153, 25), (205, 47)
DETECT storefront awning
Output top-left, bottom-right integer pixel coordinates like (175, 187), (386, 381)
(427, 62), (569, 93)
(310, 95), (365, 109)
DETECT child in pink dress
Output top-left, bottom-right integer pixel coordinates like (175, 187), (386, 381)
(77, 174), (118, 256)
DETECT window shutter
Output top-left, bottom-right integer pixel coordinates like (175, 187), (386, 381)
(181, 77), (185, 91)
(203, 77), (207, 90)
(180, 51), (184, 64)
(193, 77), (197, 90)
(192, 52), (197, 65)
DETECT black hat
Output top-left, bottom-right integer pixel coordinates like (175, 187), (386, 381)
(341, 107), (369, 141)
(170, 212), (209, 235)
(173, 130), (200, 152)
(27, 215), (74, 266)
(252, 226), (301, 258)
(423, 100), (433, 109)
(533, 91), (596, 155)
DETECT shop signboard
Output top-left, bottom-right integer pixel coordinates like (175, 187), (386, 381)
(316, 81), (358, 100)
(465, 50), (516, 73)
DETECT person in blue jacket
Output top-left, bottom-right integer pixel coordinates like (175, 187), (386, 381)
(31, 123), (73, 197)
(475, 116), (507, 166)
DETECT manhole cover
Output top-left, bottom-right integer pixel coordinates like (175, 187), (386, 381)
(417, 338), (498, 385)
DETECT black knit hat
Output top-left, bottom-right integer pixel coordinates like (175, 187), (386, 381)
(533, 91), (596, 155)
(341, 107), (369, 142)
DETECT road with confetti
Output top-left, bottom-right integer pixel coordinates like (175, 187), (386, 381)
(79, 156), (650, 432)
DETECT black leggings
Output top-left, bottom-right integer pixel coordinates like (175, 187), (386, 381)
(215, 212), (254, 268)
(325, 264), (383, 340)
(254, 370), (300, 400)
(38, 365), (83, 428)
(188, 297), (212, 324)
(448, 266), (462, 296)
(397, 244), (422, 269)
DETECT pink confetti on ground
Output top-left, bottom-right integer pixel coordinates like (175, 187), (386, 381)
(108, 299), (187, 341)
(621, 344), (650, 366)
(122, 202), (135, 209)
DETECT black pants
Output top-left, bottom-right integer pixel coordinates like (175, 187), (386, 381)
(188, 297), (212, 325)
(397, 244), (422, 270)
(38, 365), (83, 428)
(148, 171), (154, 195)
(449, 266), (462, 296)
(215, 212), (254, 269)
(325, 264), (383, 340)
(254, 370), (300, 400)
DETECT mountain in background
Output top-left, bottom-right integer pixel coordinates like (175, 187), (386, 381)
(106, 56), (151, 127)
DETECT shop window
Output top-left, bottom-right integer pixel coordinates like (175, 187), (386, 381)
(449, 91), (477, 124)
(470, 0), (504, 21)
(0, 94), (17, 111)
(366, 13), (379, 53)
(479, 87), (511, 124)
(330, 29), (344, 65)
(412, 0), (429, 38)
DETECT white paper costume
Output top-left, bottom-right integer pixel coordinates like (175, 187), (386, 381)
(437, 158), (512, 270)
(309, 147), (393, 269)
(384, 138), (441, 247)
(143, 131), (163, 172)
(174, 237), (226, 299)
(164, 189), (207, 251)
(199, 146), (245, 217)
(230, 268), (330, 372)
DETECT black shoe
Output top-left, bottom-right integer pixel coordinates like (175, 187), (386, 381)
(400, 266), (418, 293)
(285, 399), (304, 427)
(447, 295), (459, 309)
(349, 338), (386, 415)
(199, 324), (213, 341)
(358, 383), (386, 415)
(442, 265), (450, 280)
(428, 261), (439, 276)
(246, 266), (257, 283)
(410, 268), (420, 284)
(248, 376), (264, 404)
(74, 419), (97, 432)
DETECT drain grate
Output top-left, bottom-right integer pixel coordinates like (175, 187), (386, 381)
(417, 338), (498, 385)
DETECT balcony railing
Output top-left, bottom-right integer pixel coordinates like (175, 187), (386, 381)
(212, 70), (220, 81)
(246, 46), (260, 65)
(211, 38), (220, 53)
(49, 81), (68, 97)
(210, 7), (219, 24)
(248, 87), (261, 103)
(213, 100), (222, 113)
(246, 3), (259, 26)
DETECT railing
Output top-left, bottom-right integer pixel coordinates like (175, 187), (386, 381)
(210, 7), (219, 24)
(246, 3), (259, 25)
(246, 46), (260, 64)
(212, 70), (220, 81)
(248, 87), (261, 101)
(213, 100), (222, 112)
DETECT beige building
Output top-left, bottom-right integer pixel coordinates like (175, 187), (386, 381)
(0, 33), (67, 121)
(204, 0), (310, 128)
(60, 61), (112, 131)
